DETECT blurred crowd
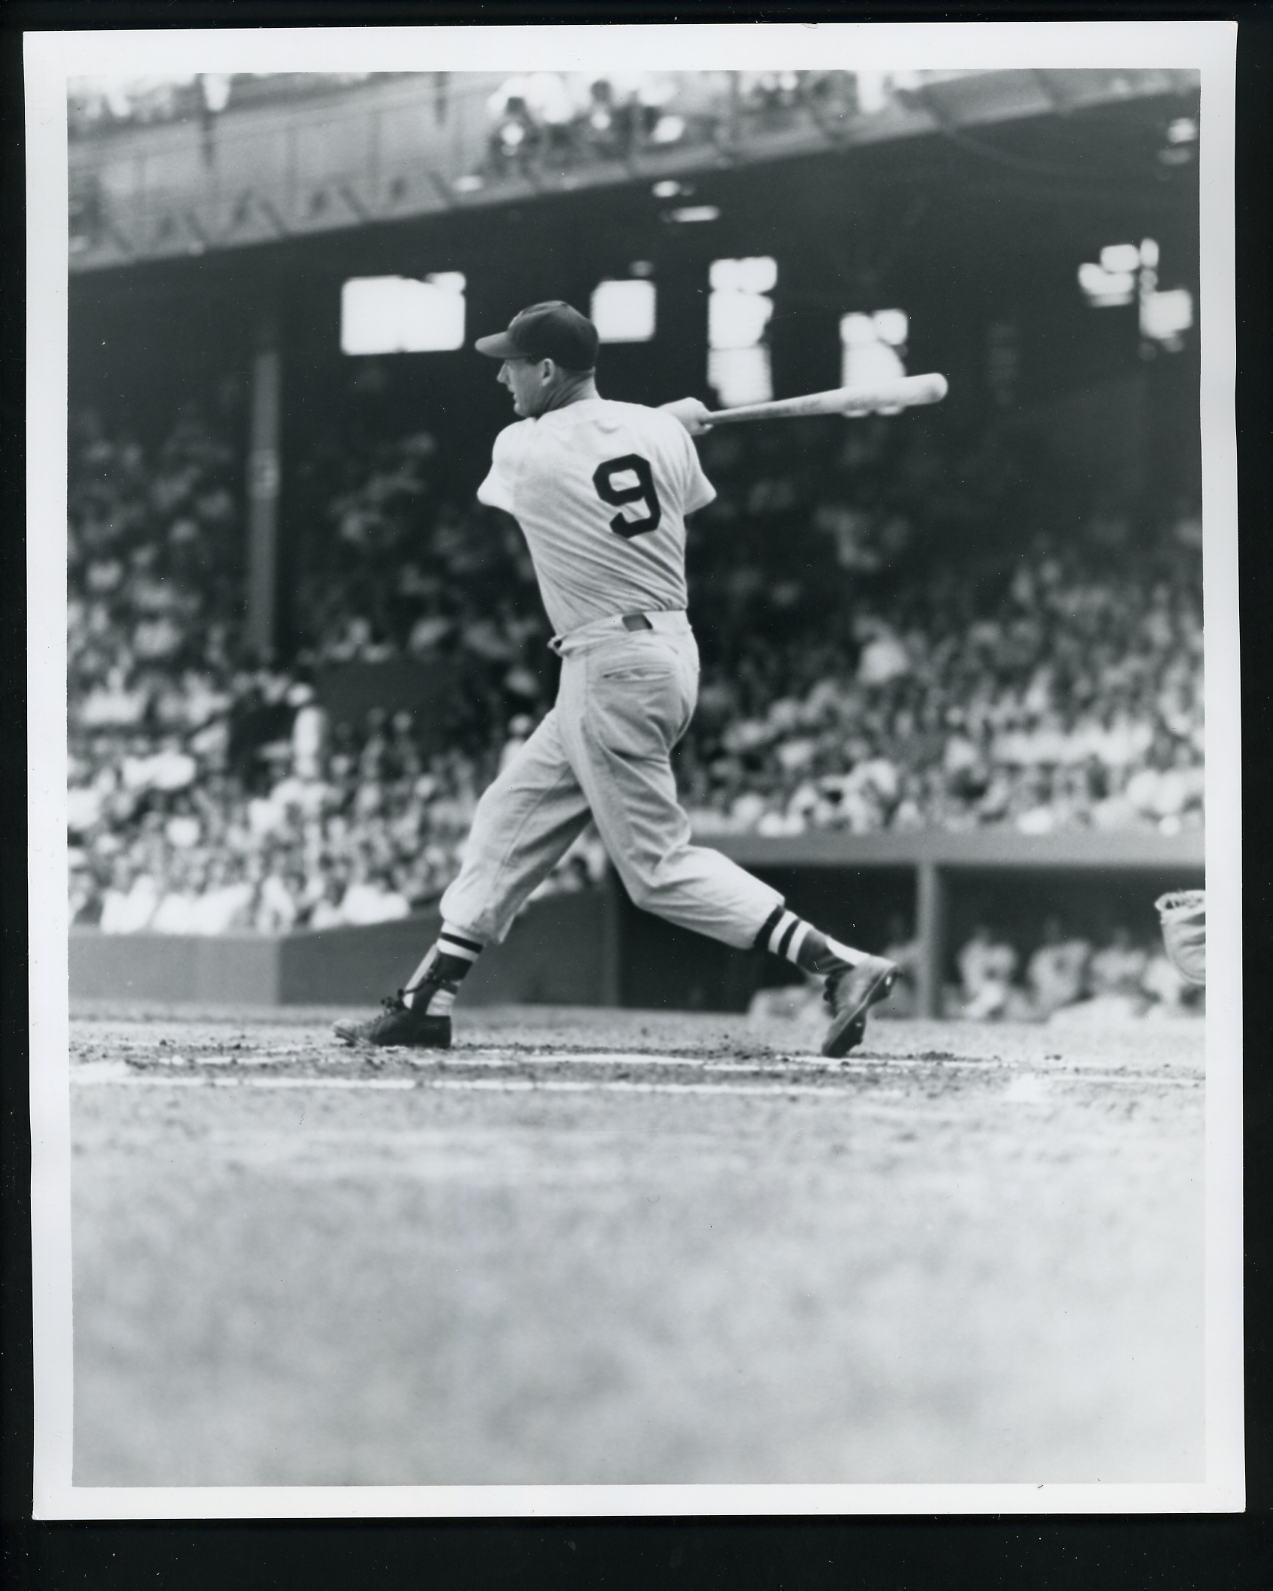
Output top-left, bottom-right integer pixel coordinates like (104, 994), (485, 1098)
(67, 403), (243, 745)
(752, 911), (1201, 1025)
(68, 68), (895, 152)
(479, 70), (876, 180)
(67, 398), (1204, 939)
(681, 422), (1203, 838)
(67, 405), (602, 934)
(947, 916), (1201, 1022)
(71, 706), (606, 938)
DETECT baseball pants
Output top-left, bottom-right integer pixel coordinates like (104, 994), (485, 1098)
(439, 611), (784, 948)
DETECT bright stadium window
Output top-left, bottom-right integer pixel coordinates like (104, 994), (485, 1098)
(708, 256), (776, 406)
(710, 256), (777, 294)
(1140, 286), (1193, 350)
(1077, 261), (1135, 308)
(1078, 238), (1190, 352)
(1135, 238), (1191, 355)
(708, 346), (772, 409)
(708, 290), (773, 351)
(591, 279), (657, 343)
(840, 308), (907, 390)
(340, 273), (467, 355)
(1077, 240), (1161, 310)
(1100, 243), (1142, 275)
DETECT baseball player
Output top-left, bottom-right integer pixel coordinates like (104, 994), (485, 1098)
(335, 301), (898, 1057)
(1155, 889), (1206, 985)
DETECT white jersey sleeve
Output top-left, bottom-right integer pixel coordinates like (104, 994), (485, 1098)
(476, 423), (524, 515)
(678, 429), (717, 515)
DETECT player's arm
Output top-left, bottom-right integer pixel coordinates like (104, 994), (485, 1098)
(668, 414), (717, 514)
(476, 423), (522, 513)
(659, 397), (715, 437)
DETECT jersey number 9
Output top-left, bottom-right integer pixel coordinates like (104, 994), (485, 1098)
(592, 454), (662, 539)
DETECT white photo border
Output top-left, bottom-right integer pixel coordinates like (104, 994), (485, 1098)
(27, 18), (1242, 1521)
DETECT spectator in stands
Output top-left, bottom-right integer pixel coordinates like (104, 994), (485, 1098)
(99, 857), (161, 934)
(307, 872), (350, 932)
(336, 860), (412, 926)
(1024, 916), (1091, 1019)
(149, 853), (209, 935)
(957, 923), (1019, 1020)
(1088, 926), (1152, 1007)
(1046, 925), (1153, 1025)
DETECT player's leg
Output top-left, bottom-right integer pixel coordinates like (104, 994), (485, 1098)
(434, 708), (596, 947)
(334, 710), (593, 1047)
(561, 632), (897, 1055)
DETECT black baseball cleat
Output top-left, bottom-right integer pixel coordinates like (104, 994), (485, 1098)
(821, 955), (900, 1058)
(332, 984), (455, 1050)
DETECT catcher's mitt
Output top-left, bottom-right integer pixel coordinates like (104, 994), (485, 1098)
(1155, 890), (1206, 985)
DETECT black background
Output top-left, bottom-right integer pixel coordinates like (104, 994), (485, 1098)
(5, 3), (1270, 1586)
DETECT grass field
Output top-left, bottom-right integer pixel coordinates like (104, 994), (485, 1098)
(69, 1002), (1205, 1489)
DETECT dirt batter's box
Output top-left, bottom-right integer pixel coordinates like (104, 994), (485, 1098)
(68, 1001), (1205, 1490)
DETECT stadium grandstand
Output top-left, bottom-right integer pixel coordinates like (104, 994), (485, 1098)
(66, 65), (1205, 1018)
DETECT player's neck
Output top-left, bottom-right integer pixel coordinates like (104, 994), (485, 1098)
(540, 373), (599, 414)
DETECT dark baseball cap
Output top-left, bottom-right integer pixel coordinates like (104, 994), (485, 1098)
(475, 301), (600, 371)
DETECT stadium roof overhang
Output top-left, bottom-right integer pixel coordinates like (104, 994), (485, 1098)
(68, 68), (1197, 275)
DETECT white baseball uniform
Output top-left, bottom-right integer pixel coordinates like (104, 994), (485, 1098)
(438, 397), (784, 947)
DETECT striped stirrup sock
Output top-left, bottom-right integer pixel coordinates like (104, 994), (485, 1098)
(434, 926), (484, 977)
(754, 906), (861, 976)
(403, 926), (485, 1010)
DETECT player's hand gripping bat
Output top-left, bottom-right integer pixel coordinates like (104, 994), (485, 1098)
(661, 373), (948, 435)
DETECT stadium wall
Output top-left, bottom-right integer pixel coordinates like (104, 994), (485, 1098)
(71, 888), (617, 1009)
(69, 897), (617, 1005)
(70, 832), (1202, 1015)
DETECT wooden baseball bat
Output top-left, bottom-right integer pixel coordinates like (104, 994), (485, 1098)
(707, 372), (948, 424)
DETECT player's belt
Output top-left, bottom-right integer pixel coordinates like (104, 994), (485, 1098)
(549, 609), (689, 654)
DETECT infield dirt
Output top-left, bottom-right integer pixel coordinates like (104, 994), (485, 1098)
(68, 1004), (1205, 1489)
